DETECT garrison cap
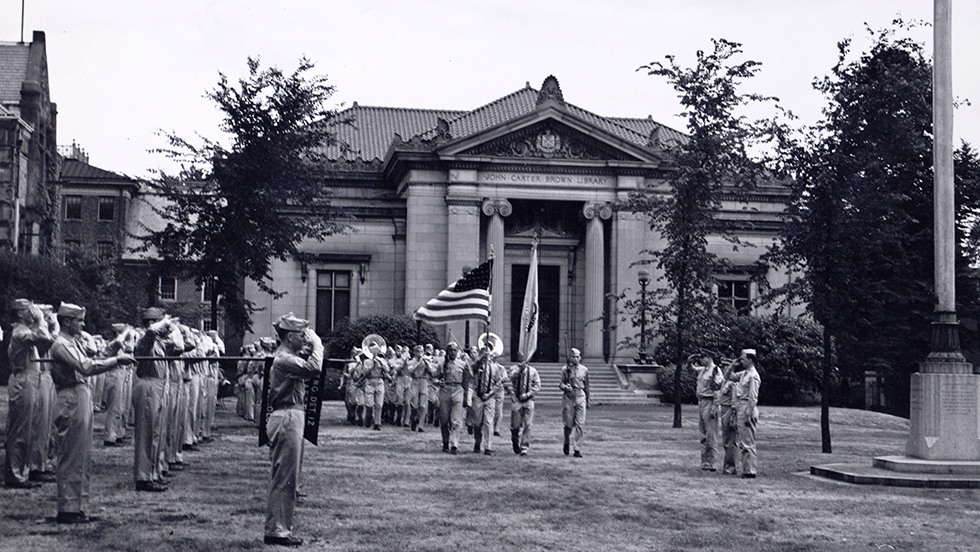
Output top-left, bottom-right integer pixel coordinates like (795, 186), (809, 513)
(58, 303), (86, 318)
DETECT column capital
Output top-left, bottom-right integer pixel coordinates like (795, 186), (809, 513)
(583, 201), (613, 220)
(482, 198), (513, 217)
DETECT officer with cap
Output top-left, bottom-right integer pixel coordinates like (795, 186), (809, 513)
(48, 303), (134, 523)
(508, 353), (541, 456)
(264, 312), (322, 547)
(5, 298), (53, 488)
(436, 342), (468, 454)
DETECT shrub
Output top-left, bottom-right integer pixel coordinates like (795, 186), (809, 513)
(326, 314), (439, 360)
(652, 312), (828, 406)
(653, 364), (698, 405)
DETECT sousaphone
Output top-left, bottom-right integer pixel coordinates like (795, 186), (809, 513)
(477, 332), (503, 357)
(361, 334), (388, 359)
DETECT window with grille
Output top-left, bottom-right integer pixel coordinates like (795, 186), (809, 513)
(97, 241), (114, 259)
(716, 279), (751, 315)
(64, 196), (82, 220)
(98, 197), (116, 221)
(159, 276), (177, 301)
(315, 270), (351, 335)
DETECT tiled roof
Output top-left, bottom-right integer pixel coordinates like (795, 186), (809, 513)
(59, 158), (131, 181)
(326, 105), (465, 161)
(0, 42), (30, 105)
(325, 79), (687, 163)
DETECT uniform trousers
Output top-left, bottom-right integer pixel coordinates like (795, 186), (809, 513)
(265, 408), (305, 539)
(90, 373), (106, 410)
(697, 397), (720, 469)
(4, 367), (37, 484)
(244, 378), (256, 421)
(132, 377), (166, 483)
(720, 405), (738, 474)
(493, 389), (505, 433)
(364, 378), (385, 417)
(409, 378), (428, 410)
(510, 399), (535, 453)
(438, 385), (464, 448)
(163, 376), (180, 468)
(103, 369), (128, 443)
(397, 378), (412, 423)
(469, 396), (496, 451)
(735, 403), (758, 475)
(184, 373), (202, 445)
(194, 372), (207, 439)
(202, 370), (218, 437)
(53, 385), (92, 514)
(30, 367), (56, 473)
(562, 392), (587, 452)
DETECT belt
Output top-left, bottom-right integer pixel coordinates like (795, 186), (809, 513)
(55, 381), (86, 392)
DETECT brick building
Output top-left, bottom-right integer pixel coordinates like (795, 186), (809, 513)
(0, 31), (58, 253)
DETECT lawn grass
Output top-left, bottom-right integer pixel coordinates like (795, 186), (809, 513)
(2, 389), (979, 551)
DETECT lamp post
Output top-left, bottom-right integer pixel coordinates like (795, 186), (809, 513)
(636, 269), (651, 364)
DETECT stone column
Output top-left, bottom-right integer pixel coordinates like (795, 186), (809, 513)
(482, 199), (511, 340)
(583, 202), (612, 363)
(447, 197), (482, 347)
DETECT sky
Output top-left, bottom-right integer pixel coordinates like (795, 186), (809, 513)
(3, 0), (979, 179)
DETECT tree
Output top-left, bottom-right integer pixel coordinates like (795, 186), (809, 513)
(632, 39), (782, 428)
(138, 58), (350, 345)
(768, 21), (980, 445)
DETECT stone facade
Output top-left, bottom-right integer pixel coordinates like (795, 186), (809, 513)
(242, 76), (793, 368)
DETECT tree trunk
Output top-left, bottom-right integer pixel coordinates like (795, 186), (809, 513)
(673, 294), (685, 428)
(821, 326), (832, 453)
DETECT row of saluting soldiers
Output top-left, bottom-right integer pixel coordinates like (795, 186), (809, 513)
(4, 300), (226, 524)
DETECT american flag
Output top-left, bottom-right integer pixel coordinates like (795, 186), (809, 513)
(413, 258), (493, 325)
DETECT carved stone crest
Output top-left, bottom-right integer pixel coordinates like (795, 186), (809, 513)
(535, 130), (561, 156)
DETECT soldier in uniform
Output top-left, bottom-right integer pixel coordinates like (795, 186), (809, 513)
(48, 303), (134, 523)
(436, 343), (469, 454)
(132, 308), (182, 492)
(688, 353), (723, 471)
(726, 348), (761, 478)
(391, 345), (411, 427)
(103, 323), (138, 447)
(263, 313), (322, 547)
(360, 339), (389, 430)
(407, 345), (434, 432)
(5, 299), (53, 488)
(508, 355), (540, 456)
(339, 347), (360, 424)
(29, 305), (59, 482)
(469, 341), (506, 455)
(718, 368), (739, 475)
(559, 347), (590, 458)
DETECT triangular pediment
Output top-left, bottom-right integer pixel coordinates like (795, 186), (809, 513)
(436, 105), (663, 164)
(457, 119), (640, 162)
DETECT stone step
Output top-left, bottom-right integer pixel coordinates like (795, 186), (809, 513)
(522, 363), (659, 405)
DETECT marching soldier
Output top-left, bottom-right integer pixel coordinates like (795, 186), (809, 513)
(509, 354), (540, 456)
(263, 312), (322, 547)
(392, 345), (411, 427)
(407, 345), (434, 432)
(360, 338), (389, 430)
(559, 347), (590, 458)
(6, 299), (53, 488)
(339, 347), (360, 424)
(437, 343), (469, 454)
(48, 303), (134, 523)
(469, 337), (506, 455)
(688, 352), (723, 471)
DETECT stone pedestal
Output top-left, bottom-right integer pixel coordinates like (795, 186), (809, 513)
(906, 363), (980, 461)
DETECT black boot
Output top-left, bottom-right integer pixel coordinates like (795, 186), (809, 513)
(512, 429), (521, 454)
(563, 427), (571, 456)
(410, 407), (418, 431)
(356, 405), (364, 426)
(365, 407), (374, 428)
